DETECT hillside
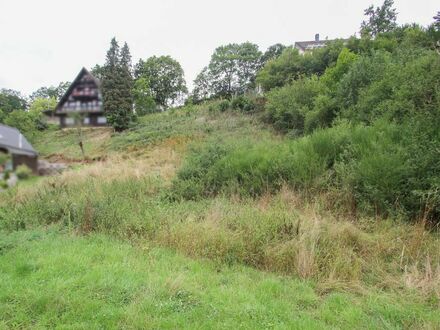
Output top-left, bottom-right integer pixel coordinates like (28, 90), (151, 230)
(1, 104), (439, 328)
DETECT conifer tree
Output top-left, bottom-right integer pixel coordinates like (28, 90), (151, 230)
(434, 11), (440, 30)
(119, 42), (134, 122)
(120, 42), (132, 72)
(102, 38), (134, 131)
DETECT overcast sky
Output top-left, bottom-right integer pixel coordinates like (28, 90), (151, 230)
(0, 0), (438, 96)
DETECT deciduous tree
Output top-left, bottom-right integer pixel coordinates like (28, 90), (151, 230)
(30, 82), (70, 101)
(193, 42), (261, 100)
(133, 78), (156, 115)
(192, 67), (212, 103)
(0, 89), (27, 114)
(260, 43), (286, 67)
(135, 56), (187, 108)
(361, 0), (398, 38)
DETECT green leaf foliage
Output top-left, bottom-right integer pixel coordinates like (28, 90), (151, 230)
(0, 89), (27, 114)
(135, 55), (187, 109)
(193, 43), (262, 100)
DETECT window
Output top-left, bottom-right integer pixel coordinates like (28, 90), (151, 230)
(97, 116), (107, 124)
(65, 117), (75, 126)
(83, 117), (90, 125)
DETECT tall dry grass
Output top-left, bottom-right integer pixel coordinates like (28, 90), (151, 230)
(1, 146), (439, 304)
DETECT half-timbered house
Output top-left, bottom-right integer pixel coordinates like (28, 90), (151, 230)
(53, 67), (106, 127)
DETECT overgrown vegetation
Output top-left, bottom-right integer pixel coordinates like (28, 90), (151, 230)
(1, 101), (439, 328)
(171, 117), (440, 221)
(1, 1), (440, 328)
(15, 164), (32, 180)
(180, 4), (440, 222)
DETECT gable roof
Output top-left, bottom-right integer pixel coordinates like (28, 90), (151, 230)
(54, 67), (101, 112)
(294, 40), (328, 52)
(294, 38), (349, 52)
(0, 124), (38, 156)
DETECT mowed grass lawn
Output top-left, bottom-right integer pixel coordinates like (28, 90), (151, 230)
(0, 228), (438, 329)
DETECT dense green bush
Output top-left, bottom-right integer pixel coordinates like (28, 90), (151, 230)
(208, 99), (230, 113)
(0, 153), (8, 166)
(172, 119), (440, 221)
(339, 49), (440, 124)
(231, 95), (256, 112)
(256, 41), (345, 91)
(304, 94), (337, 133)
(264, 76), (323, 135)
(15, 164), (33, 180)
(259, 24), (440, 136)
(218, 99), (230, 112)
(172, 125), (351, 199)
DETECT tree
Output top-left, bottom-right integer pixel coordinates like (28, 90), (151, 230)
(256, 41), (345, 92)
(260, 43), (286, 67)
(135, 56), (187, 108)
(361, 0), (398, 38)
(4, 111), (36, 141)
(28, 97), (57, 114)
(133, 77), (156, 115)
(0, 89), (27, 114)
(91, 64), (106, 81)
(209, 42), (261, 97)
(256, 47), (303, 91)
(120, 42), (132, 73)
(192, 67), (212, 103)
(29, 82), (70, 101)
(101, 38), (134, 131)
(28, 97), (57, 130)
(193, 43), (261, 100)
(119, 42), (134, 120)
(434, 11), (440, 30)
(106, 37), (120, 67)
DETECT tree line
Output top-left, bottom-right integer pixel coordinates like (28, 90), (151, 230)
(1, 1), (439, 137)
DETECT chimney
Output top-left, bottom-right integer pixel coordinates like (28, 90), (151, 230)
(315, 33), (320, 42)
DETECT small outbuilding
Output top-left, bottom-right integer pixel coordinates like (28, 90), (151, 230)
(0, 124), (38, 173)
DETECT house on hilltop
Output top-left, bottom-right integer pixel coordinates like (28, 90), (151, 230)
(51, 68), (106, 128)
(294, 34), (334, 54)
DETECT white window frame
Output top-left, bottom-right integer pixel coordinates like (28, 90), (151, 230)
(65, 117), (75, 126)
(97, 116), (107, 124)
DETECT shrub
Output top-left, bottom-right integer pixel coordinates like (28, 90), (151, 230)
(172, 119), (440, 222)
(171, 142), (230, 199)
(256, 41), (344, 91)
(15, 165), (33, 180)
(338, 48), (440, 124)
(218, 99), (230, 112)
(207, 99), (230, 113)
(334, 121), (409, 215)
(231, 96), (256, 112)
(172, 125), (352, 198)
(0, 153), (8, 166)
(256, 47), (304, 91)
(304, 94), (337, 133)
(264, 76), (323, 135)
